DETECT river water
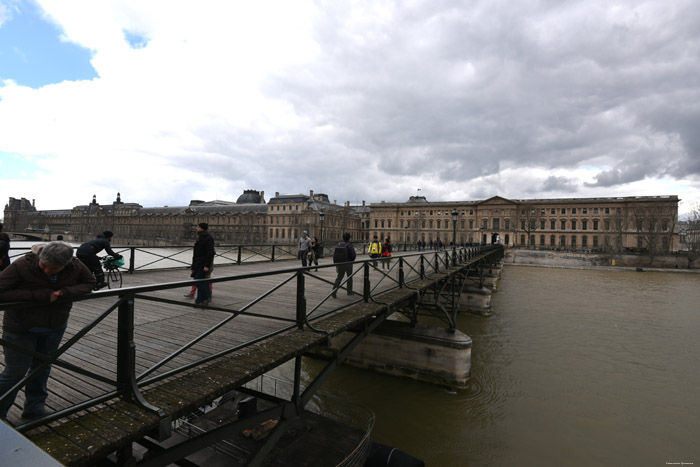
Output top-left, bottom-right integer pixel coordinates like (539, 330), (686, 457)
(317, 265), (700, 466)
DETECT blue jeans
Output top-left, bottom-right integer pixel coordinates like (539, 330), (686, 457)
(0, 324), (67, 418)
(194, 269), (212, 303)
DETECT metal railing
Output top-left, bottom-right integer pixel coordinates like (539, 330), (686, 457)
(6, 242), (424, 274)
(1, 245), (503, 434)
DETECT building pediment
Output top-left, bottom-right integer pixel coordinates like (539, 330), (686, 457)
(477, 196), (516, 206)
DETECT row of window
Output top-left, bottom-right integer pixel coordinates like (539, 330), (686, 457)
(397, 206), (620, 218)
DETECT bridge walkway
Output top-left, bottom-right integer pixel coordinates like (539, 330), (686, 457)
(0, 247), (503, 466)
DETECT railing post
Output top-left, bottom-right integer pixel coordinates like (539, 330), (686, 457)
(116, 294), (164, 417)
(237, 246), (242, 265)
(363, 262), (370, 303)
(420, 255), (425, 279)
(399, 257), (405, 288)
(128, 247), (135, 274)
(116, 295), (136, 395)
(271, 245), (276, 262)
(296, 272), (306, 329)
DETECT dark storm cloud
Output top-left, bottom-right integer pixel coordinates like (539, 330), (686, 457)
(540, 176), (579, 193)
(257, 0), (699, 201)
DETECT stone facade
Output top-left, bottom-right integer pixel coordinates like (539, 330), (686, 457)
(3, 190), (365, 246)
(4, 193), (680, 252)
(368, 195), (680, 253)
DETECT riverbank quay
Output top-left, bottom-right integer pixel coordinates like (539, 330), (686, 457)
(505, 248), (700, 272)
(0, 247), (499, 466)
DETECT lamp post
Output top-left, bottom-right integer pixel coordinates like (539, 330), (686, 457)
(319, 211), (325, 257)
(404, 225), (408, 251)
(451, 209), (458, 264)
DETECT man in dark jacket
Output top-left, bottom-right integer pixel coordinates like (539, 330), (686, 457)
(0, 241), (94, 420)
(332, 232), (357, 298)
(191, 223), (215, 305)
(76, 231), (122, 289)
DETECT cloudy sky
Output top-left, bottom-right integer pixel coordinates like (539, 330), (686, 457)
(1, 0), (699, 217)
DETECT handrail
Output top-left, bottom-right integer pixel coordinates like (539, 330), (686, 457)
(0, 245), (503, 433)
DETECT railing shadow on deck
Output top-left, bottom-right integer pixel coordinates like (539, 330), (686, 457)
(0, 245), (503, 435)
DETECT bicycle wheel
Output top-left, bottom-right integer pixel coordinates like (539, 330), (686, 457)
(106, 267), (122, 289)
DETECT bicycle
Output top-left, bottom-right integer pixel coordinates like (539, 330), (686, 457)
(100, 256), (124, 289)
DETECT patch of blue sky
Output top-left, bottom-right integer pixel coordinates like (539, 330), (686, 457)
(124, 30), (148, 49)
(0, 150), (42, 179)
(0, 3), (96, 89)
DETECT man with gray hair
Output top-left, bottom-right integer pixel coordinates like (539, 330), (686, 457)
(0, 241), (94, 421)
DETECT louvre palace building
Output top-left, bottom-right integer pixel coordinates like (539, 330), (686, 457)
(2, 191), (680, 253)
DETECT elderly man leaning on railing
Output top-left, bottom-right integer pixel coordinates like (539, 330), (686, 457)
(0, 241), (94, 421)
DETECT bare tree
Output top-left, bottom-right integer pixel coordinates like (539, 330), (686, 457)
(684, 203), (700, 262)
(604, 207), (629, 258)
(517, 204), (540, 247)
(632, 204), (677, 266)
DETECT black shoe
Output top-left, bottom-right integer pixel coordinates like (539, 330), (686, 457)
(95, 282), (109, 290)
(22, 408), (49, 420)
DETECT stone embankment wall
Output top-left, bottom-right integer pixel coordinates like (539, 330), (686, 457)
(505, 249), (699, 270)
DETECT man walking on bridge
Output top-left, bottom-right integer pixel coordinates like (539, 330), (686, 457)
(191, 223), (215, 306)
(298, 230), (312, 267)
(332, 232), (356, 298)
(0, 241), (94, 420)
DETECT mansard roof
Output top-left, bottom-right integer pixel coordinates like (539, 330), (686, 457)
(139, 204), (267, 216)
(268, 194), (310, 204)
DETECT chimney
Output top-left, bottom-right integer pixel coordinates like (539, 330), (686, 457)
(362, 200), (366, 206)
(334, 200), (337, 205)
(275, 192), (279, 197)
(310, 190), (314, 199)
(260, 191), (265, 203)
(32, 199), (35, 207)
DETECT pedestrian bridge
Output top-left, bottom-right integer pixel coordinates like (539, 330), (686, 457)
(0, 245), (503, 466)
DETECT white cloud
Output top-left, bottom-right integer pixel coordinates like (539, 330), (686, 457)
(1, 0), (699, 214)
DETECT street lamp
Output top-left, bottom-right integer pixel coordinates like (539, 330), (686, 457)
(404, 225), (408, 251)
(319, 211), (325, 257)
(451, 209), (458, 264)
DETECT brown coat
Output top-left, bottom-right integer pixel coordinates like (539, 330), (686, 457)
(0, 253), (95, 332)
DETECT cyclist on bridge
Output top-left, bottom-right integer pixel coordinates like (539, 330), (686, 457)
(76, 231), (122, 290)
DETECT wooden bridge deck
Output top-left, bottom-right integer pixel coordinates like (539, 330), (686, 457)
(0, 250), (494, 466)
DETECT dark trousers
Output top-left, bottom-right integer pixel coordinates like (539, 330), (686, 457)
(0, 324), (67, 418)
(194, 269), (212, 303)
(77, 254), (104, 284)
(333, 265), (353, 295)
(299, 250), (309, 267)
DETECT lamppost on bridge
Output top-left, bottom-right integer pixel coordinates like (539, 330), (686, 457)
(319, 211), (325, 257)
(404, 225), (408, 251)
(451, 209), (458, 264)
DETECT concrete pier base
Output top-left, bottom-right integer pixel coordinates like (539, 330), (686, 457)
(324, 320), (472, 389)
(459, 286), (492, 315)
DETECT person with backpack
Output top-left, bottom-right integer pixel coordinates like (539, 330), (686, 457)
(367, 234), (382, 267)
(332, 232), (356, 298)
(381, 237), (392, 269)
(76, 231), (122, 290)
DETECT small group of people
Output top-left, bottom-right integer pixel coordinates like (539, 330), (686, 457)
(367, 235), (393, 269)
(297, 231), (322, 270)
